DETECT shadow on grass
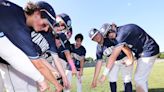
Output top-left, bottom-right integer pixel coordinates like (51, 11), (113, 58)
(120, 88), (164, 92)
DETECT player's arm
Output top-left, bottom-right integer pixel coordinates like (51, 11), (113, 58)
(121, 45), (134, 66)
(40, 58), (59, 78)
(64, 50), (77, 74)
(91, 45), (103, 88)
(31, 58), (63, 91)
(91, 60), (103, 88)
(79, 48), (86, 76)
(51, 53), (66, 77)
(99, 44), (133, 83)
(79, 56), (85, 76)
(59, 33), (76, 74)
(51, 53), (70, 89)
(47, 32), (68, 79)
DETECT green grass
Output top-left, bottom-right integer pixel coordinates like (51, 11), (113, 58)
(49, 61), (164, 92)
(159, 53), (164, 59)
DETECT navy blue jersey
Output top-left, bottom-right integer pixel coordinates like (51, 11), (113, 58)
(31, 30), (57, 55)
(70, 44), (86, 71)
(56, 33), (71, 61)
(116, 24), (159, 58)
(0, 1), (39, 59)
(96, 38), (126, 61)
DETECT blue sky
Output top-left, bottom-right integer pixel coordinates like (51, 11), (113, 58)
(10, 0), (164, 59)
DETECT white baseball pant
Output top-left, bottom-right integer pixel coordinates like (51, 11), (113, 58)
(134, 54), (158, 92)
(64, 70), (82, 92)
(108, 57), (133, 83)
(0, 36), (44, 91)
(0, 63), (37, 92)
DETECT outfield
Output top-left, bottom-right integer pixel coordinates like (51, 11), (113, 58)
(49, 60), (164, 92)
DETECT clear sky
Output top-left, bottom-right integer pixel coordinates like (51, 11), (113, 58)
(10, 0), (164, 59)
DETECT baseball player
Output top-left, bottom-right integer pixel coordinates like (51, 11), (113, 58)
(52, 13), (78, 92)
(54, 13), (76, 74)
(0, 1), (63, 92)
(99, 23), (159, 92)
(89, 28), (134, 92)
(69, 33), (86, 92)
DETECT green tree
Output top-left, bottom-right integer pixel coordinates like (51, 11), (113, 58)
(85, 57), (94, 63)
(159, 52), (164, 59)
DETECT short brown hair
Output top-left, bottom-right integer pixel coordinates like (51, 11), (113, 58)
(24, 2), (40, 15)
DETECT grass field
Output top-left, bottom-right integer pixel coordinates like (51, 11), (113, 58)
(49, 61), (164, 92)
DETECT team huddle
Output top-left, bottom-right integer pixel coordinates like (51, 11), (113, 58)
(0, 0), (159, 92)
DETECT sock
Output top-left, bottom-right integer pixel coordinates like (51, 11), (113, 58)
(124, 82), (132, 92)
(109, 82), (117, 92)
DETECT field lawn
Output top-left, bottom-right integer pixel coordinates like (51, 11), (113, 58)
(48, 61), (164, 92)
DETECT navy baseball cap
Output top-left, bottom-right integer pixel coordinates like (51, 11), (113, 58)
(57, 13), (72, 30)
(100, 23), (112, 37)
(36, 1), (56, 25)
(89, 28), (99, 40)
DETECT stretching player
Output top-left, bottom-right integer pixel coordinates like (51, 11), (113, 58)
(69, 33), (86, 92)
(0, 1), (62, 92)
(99, 23), (159, 92)
(54, 13), (77, 75)
(54, 13), (76, 92)
(89, 28), (134, 92)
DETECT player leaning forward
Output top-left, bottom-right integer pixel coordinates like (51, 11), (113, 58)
(0, 0), (64, 92)
(99, 23), (159, 92)
(89, 26), (134, 92)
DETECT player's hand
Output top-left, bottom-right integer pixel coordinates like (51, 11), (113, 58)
(99, 75), (106, 84)
(122, 59), (133, 66)
(72, 68), (77, 76)
(91, 80), (97, 88)
(52, 71), (60, 79)
(37, 80), (49, 92)
(79, 68), (83, 76)
(62, 76), (70, 89)
(55, 83), (63, 92)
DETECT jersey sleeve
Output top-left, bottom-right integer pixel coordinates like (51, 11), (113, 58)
(96, 44), (103, 60)
(5, 29), (39, 59)
(42, 31), (57, 54)
(58, 33), (70, 51)
(81, 46), (86, 57)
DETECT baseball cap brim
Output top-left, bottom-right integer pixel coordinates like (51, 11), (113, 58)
(91, 31), (99, 39)
(40, 9), (56, 25)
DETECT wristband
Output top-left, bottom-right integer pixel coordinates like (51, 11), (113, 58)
(68, 60), (76, 70)
(103, 67), (110, 76)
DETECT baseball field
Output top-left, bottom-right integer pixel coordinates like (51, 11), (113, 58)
(48, 60), (164, 92)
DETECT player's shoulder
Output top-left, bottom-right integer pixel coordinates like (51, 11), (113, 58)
(103, 38), (115, 47)
(1, 1), (23, 12)
(80, 45), (86, 51)
(119, 24), (140, 31)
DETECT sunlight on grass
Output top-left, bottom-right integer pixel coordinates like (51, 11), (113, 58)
(47, 61), (164, 92)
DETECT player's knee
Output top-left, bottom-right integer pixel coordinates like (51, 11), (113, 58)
(123, 76), (132, 83)
(109, 76), (118, 82)
(134, 76), (145, 86)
